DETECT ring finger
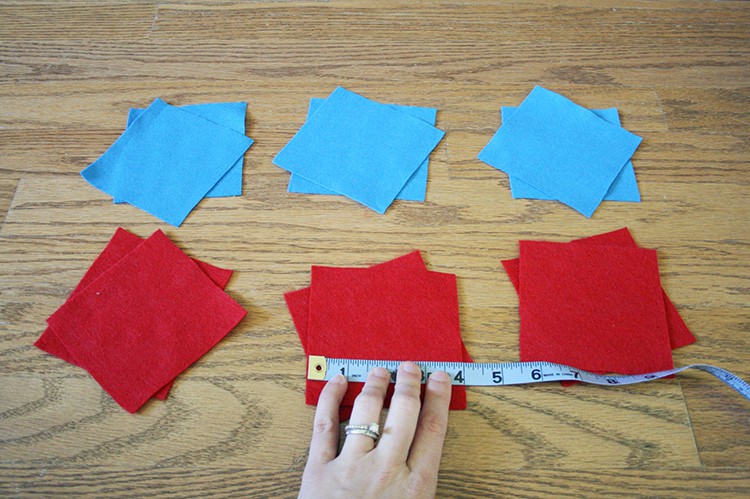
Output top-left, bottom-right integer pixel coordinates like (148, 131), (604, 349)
(340, 366), (390, 456)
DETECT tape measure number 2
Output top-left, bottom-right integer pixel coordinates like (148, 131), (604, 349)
(307, 356), (750, 402)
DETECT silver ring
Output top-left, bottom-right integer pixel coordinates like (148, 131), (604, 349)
(345, 423), (381, 440)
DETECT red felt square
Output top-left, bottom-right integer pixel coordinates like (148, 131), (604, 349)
(285, 251), (428, 353)
(285, 252), (471, 420)
(502, 228), (695, 349)
(35, 228), (234, 400)
(45, 230), (246, 413)
(306, 260), (467, 411)
(518, 240), (674, 374)
(285, 287), (472, 419)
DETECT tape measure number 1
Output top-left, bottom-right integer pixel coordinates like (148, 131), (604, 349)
(307, 356), (750, 402)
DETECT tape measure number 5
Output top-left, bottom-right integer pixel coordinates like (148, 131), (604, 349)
(307, 356), (750, 402)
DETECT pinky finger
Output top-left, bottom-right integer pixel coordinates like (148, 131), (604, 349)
(406, 370), (452, 475)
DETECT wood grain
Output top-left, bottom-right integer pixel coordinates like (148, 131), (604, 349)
(1, 0), (748, 496)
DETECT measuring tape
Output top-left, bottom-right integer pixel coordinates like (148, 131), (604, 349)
(307, 355), (750, 401)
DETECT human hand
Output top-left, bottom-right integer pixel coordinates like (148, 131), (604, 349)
(298, 361), (452, 499)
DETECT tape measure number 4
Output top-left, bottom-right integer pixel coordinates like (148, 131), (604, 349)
(307, 356), (750, 402)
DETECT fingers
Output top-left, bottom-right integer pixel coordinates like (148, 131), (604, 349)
(307, 374), (348, 466)
(377, 362), (424, 462)
(406, 370), (452, 474)
(341, 366), (390, 456)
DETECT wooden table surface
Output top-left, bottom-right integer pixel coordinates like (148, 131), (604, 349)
(1, 0), (748, 496)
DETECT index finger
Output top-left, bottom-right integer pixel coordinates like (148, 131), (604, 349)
(307, 374), (348, 466)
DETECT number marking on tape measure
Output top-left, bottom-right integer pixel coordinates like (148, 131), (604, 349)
(307, 356), (750, 401)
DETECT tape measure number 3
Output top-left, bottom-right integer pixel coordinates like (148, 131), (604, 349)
(307, 356), (750, 402)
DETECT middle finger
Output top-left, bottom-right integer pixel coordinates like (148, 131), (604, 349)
(376, 361), (424, 463)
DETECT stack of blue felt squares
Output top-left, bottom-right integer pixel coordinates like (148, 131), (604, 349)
(81, 98), (254, 226)
(274, 87), (445, 214)
(478, 86), (643, 217)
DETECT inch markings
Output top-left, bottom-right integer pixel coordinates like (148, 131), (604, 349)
(307, 356), (750, 401)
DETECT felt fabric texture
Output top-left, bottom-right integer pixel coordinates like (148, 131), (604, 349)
(478, 86), (642, 217)
(502, 106), (640, 203)
(288, 288), (478, 364)
(273, 87), (445, 213)
(284, 251), (471, 420)
(286, 250), (426, 349)
(45, 230), (246, 413)
(284, 251), (429, 352)
(35, 228), (234, 401)
(284, 251), (444, 354)
(119, 102), (249, 199)
(287, 98), (437, 202)
(307, 265), (466, 408)
(517, 240), (674, 375)
(501, 228), (696, 350)
(284, 286), (312, 352)
(81, 98), (253, 226)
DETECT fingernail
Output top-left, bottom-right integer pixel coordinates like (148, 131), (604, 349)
(430, 371), (450, 382)
(330, 374), (346, 384)
(402, 362), (421, 374)
(372, 367), (389, 379)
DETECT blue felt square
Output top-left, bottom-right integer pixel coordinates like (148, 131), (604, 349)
(81, 98), (253, 226)
(478, 86), (642, 217)
(288, 98), (437, 202)
(273, 87), (445, 214)
(122, 102), (249, 200)
(503, 106), (640, 203)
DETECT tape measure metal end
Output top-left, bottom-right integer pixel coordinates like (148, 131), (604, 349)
(308, 355), (327, 380)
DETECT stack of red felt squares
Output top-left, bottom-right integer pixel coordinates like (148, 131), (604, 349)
(35, 228), (246, 413)
(284, 251), (472, 420)
(502, 228), (695, 381)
